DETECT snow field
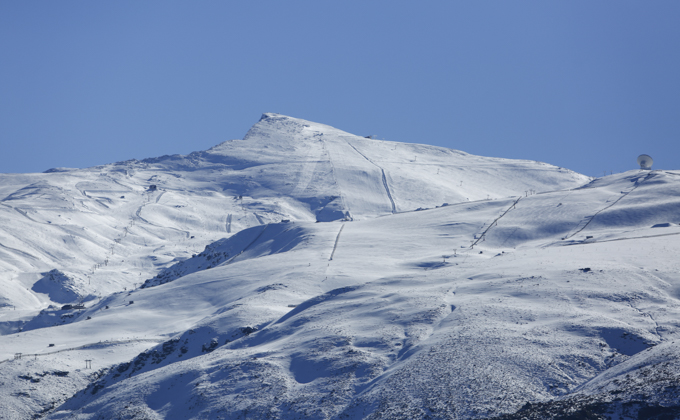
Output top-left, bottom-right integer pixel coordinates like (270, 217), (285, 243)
(3, 114), (679, 419)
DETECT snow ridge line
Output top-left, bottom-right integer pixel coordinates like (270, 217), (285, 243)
(471, 196), (522, 248)
(225, 224), (269, 265)
(329, 223), (345, 261)
(342, 137), (396, 214)
(562, 172), (654, 240)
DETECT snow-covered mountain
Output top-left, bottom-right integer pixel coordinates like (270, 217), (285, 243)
(1, 114), (679, 419)
(0, 113), (586, 313)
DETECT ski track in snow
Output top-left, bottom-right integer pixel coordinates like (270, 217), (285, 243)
(135, 191), (191, 237)
(320, 135), (350, 217)
(471, 196), (522, 248)
(563, 171), (653, 240)
(0, 242), (37, 261)
(342, 136), (397, 213)
(328, 223), (345, 261)
(254, 213), (265, 225)
(290, 132), (323, 197)
(10, 206), (41, 224)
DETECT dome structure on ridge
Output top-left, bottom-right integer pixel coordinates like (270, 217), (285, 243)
(637, 154), (653, 170)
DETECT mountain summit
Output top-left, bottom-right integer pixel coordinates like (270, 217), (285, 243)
(0, 114), (588, 311)
(2, 115), (679, 419)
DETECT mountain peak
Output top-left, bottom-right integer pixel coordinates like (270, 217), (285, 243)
(259, 112), (282, 121)
(2, 113), (680, 420)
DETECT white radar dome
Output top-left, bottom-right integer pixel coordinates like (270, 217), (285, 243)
(637, 154), (653, 170)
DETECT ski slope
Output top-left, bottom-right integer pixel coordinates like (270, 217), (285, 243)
(0, 113), (587, 313)
(2, 114), (679, 419)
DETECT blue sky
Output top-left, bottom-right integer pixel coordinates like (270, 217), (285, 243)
(1, 1), (679, 176)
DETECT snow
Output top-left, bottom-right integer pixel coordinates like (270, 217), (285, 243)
(1, 113), (679, 419)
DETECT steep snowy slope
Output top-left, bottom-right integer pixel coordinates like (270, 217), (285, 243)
(0, 167), (675, 419)
(0, 113), (587, 314)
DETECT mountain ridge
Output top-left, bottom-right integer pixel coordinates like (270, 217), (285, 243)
(2, 114), (679, 419)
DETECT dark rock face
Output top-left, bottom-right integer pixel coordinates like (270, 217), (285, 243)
(140, 238), (231, 289)
(31, 269), (80, 304)
(490, 398), (680, 420)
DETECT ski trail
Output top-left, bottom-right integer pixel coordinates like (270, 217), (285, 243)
(563, 172), (653, 240)
(135, 203), (152, 225)
(135, 191), (187, 235)
(290, 137), (323, 197)
(226, 214), (232, 233)
(329, 223), (345, 261)
(135, 191), (162, 226)
(89, 190), (188, 275)
(225, 224), (269, 265)
(254, 213), (265, 225)
(320, 136), (351, 217)
(471, 196), (522, 248)
(342, 137), (397, 214)
(379, 168), (396, 213)
(0, 242), (38, 261)
(6, 206), (41, 223)
(91, 198), (149, 275)
(105, 176), (135, 191)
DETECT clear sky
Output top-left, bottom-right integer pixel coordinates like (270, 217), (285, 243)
(1, 1), (679, 177)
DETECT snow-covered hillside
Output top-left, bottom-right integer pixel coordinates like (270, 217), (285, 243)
(0, 113), (587, 314)
(2, 114), (679, 420)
